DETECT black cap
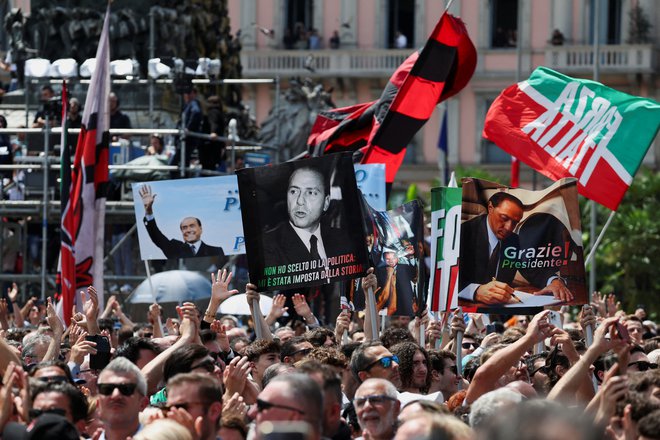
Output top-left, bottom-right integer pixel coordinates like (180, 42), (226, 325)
(3, 414), (80, 440)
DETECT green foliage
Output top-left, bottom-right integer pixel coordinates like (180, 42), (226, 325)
(583, 168), (660, 316)
(627, 4), (652, 44)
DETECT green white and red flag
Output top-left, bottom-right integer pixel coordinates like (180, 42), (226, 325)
(427, 186), (462, 313)
(484, 66), (660, 210)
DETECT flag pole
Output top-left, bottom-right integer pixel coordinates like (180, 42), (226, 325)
(143, 260), (163, 336)
(589, 0), (601, 296)
(585, 210), (615, 267)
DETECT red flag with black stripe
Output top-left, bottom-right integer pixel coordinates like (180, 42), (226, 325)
(308, 12), (476, 184)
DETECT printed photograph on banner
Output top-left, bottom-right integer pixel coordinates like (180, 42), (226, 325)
(346, 199), (426, 317)
(458, 177), (587, 312)
(237, 153), (369, 292)
(428, 187), (462, 313)
(354, 164), (386, 211)
(131, 176), (243, 267)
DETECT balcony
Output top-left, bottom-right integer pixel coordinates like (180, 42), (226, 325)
(240, 49), (411, 78)
(545, 44), (657, 74)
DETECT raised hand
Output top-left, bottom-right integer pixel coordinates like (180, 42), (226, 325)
(223, 356), (250, 396)
(292, 293), (313, 320)
(211, 269), (239, 303)
(148, 303), (161, 325)
(82, 286), (100, 335)
(7, 283), (18, 304)
(210, 320), (230, 352)
(46, 297), (64, 336)
(70, 330), (97, 365)
(139, 184), (157, 215)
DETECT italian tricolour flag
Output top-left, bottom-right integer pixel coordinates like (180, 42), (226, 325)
(484, 67), (660, 210)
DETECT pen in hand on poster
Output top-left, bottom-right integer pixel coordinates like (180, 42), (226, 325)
(492, 277), (522, 303)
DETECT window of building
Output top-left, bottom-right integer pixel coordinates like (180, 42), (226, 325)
(491, 0), (518, 48)
(588, 0), (622, 44)
(285, 0), (314, 49)
(387, 0), (415, 49)
(481, 98), (511, 164)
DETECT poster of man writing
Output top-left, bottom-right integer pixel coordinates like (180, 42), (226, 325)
(237, 153), (369, 291)
(458, 177), (587, 311)
(131, 176), (244, 265)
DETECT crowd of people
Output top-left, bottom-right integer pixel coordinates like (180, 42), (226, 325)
(0, 268), (657, 440)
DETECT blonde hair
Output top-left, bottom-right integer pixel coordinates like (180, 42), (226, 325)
(133, 419), (193, 440)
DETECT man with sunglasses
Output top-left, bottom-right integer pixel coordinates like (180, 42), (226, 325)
(353, 378), (400, 440)
(97, 357), (148, 440)
(281, 336), (314, 364)
(30, 380), (88, 434)
(628, 345), (656, 372)
(350, 341), (401, 389)
(163, 373), (223, 440)
(249, 373), (323, 440)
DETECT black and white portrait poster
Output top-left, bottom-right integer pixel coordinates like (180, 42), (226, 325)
(237, 153), (369, 292)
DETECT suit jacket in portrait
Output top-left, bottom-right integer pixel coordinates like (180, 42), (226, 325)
(143, 217), (225, 260)
(459, 214), (519, 292)
(376, 263), (417, 316)
(262, 221), (352, 269)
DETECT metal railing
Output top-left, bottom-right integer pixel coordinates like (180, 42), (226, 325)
(0, 125), (277, 297)
(545, 44), (656, 73)
(240, 49), (411, 78)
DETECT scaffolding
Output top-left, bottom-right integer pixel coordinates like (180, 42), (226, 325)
(0, 86), (279, 300)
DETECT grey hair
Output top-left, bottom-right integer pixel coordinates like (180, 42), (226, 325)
(100, 356), (148, 396)
(356, 378), (398, 400)
(22, 333), (52, 359)
(469, 388), (523, 429)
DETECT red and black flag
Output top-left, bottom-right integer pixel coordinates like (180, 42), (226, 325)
(58, 4), (110, 324)
(307, 12), (477, 185)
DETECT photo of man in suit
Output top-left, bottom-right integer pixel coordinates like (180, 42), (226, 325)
(458, 191), (572, 305)
(376, 250), (416, 316)
(138, 184), (226, 260)
(262, 166), (350, 268)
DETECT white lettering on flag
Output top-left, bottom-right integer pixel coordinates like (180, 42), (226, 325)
(518, 81), (631, 185)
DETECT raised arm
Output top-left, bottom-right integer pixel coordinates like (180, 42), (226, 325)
(7, 284), (24, 328)
(246, 284), (273, 341)
(139, 184), (156, 216)
(82, 286), (101, 336)
(141, 302), (200, 395)
(204, 269), (239, 324)
(292, 293), (319, 328)
(466, 310), (553, 404)
(547, 316), (627, 402)
(42, 298), (64, 362)
(362, 268), (380, 342)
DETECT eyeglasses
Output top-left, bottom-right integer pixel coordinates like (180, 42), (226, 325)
(255, 398), (306, 415)
(190, 359), (216, 373)
(628, 361), (658, 371)
(353, 394), (397, 409)
(290, 348), (312, 357)
(462, 342), (479, 350)
(98, 383), (138, 396)
(161, 401), (208, 412)
(29, 408), (67, 419)
(364, 355), (399, 371)
(37, 376), (69, 384)
(531, 365), (549, 376)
